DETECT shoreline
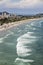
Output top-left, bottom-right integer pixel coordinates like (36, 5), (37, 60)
(0, 18), (43, 31)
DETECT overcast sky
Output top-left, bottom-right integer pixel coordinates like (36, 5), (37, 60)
(0, 0), (43, 15)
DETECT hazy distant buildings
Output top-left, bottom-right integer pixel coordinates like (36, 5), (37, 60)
(2, 11), (10, 18)
(0, 11), (10, 19)
(0, 11), (43, 20)
(0, 11), (18, 20)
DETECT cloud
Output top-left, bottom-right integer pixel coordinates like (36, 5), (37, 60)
(0, 0), (6, 4)
(6, 0), (43, 8)
(0, 0), (43, 8)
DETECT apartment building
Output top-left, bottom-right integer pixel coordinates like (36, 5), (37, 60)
(0, 11), (10, 19)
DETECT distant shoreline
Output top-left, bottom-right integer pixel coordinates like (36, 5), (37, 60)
(0, 17), (43, 31)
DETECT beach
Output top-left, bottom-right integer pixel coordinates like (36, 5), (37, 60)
(0, 19), (32, 31)
(0, 18), (43, 65)
(0, 18), (43, 31)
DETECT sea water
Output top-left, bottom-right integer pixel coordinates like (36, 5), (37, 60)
(0, 19), (43, 65)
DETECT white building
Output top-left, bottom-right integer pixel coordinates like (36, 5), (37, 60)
(0, 11), (10, 19)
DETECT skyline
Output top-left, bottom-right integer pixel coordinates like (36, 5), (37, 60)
(0, 0), (43, 15)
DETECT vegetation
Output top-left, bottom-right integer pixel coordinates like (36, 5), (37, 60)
(0, 16), (28, 25)
(0, 13), (43, 25)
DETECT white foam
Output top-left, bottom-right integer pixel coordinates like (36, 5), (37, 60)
(0, 34), (10, 43)
(17, 39), (31, 44)
(17, 28), (19, 30)
(18, 30), (22, 32)
(33, 28), (36, 30)
(31, 23), (34, 26)
(17, 47), (32, 53)
(0, 33), (12, 43)
(4, 30), (14, 39)
(16, 42), (32, 57)
(17, 32), (38, 49)
(38, 21), (43, 27)
(17, 38), (37, 46)
(27, 32), (34, 34)
(31, 21), (42, 27)
(16, 31), (37, 57)
(0, 31), (14, 43)
(4, 34), (11, 38)
(40, 21), (43, 27)
(8, 30), (14, 35)
(15, 58), (34, 62)
(26, 24), (29, 27)
(17, 32), (37, 42)
(0, 37), (4, 43)
(17, 53), (31, 57)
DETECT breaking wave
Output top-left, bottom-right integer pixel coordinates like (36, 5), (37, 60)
(15, 31), (38, 64)
(15, 20), (43, 65)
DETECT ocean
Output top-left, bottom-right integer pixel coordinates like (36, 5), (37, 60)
(0, 19), (43, 65)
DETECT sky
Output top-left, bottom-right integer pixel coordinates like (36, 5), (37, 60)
(0, 0), (43, 15)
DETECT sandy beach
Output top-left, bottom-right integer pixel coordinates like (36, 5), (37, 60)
(0, 18), (43, 31)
